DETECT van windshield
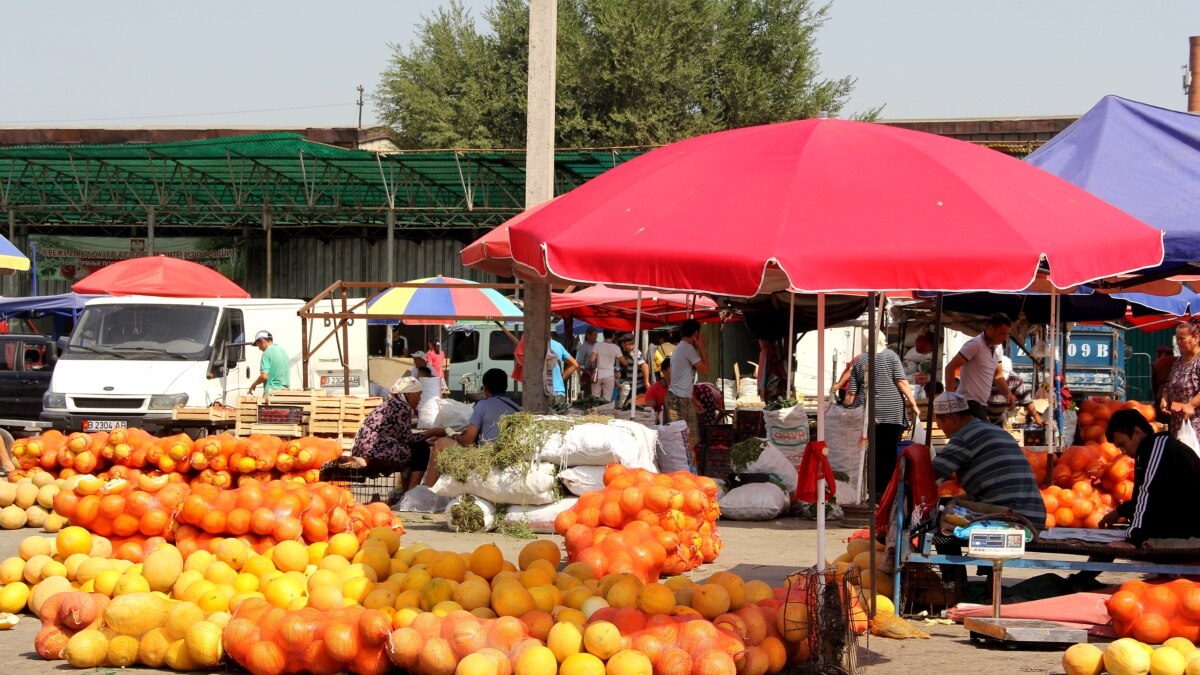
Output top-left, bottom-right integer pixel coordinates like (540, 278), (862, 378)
(64, 305), (218, 361)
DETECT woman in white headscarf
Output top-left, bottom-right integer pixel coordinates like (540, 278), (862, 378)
(327, 377), (433, 484)
(843, 330), (921, 493)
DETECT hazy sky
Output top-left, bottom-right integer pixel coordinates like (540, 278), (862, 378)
(1, 1), (1196, 130)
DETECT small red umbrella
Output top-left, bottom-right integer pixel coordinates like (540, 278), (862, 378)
(72, 256), (249, 298)
(502, 118), (1164, 296)
(551, 284), (722, 331)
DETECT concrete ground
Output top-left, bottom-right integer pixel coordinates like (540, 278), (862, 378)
(0, 513), (1082, 674)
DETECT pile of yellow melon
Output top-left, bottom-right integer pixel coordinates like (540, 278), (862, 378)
(830, 534), (895, 601)
(0, 471), (68, 531)
(1063, 635), (1200, 675)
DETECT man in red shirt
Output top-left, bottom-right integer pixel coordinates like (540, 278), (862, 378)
(644, 358), (670, 424)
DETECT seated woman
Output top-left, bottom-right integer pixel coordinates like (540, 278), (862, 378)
(420, 368), (521, 487)
(324, 377), (433, 491)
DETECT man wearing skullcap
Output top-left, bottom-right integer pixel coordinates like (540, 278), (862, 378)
(931, 392), (1046, 531)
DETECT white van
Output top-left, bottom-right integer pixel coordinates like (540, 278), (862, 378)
(444, 323), (523, 398)
(41, 296), (367, 432)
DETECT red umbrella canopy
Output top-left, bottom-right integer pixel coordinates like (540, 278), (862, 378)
(460, 198), (558, 277)
(72, 256), (249, 298)
(551, 283), (722, 331)
(504, 118), (1164, 297)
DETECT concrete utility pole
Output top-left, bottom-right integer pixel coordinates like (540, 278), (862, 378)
(522, 0), (557, 413)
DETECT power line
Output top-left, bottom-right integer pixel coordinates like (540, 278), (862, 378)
(0, 103), (356, 125)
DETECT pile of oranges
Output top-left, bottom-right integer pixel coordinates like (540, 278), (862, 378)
(1106, 578), (1200, 644)
(50, 475), (401, 563)
(554, 465), (722, 582)
(10, 431), (343, 488)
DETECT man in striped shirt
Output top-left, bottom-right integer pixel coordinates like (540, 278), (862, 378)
(930, 392), (1046, 531)
(1103, 409), (1200, 544)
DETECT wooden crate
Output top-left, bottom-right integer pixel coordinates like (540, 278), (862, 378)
(248, 423), (304, 438)
(234, 396), (261, 436)
(265, 390), (319, 409)
(309, 395), (384, 437)
(173, 406), (232, 422)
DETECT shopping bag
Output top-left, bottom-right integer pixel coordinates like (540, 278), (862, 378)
(1177, 421), (1200, 457)
(911, 416), (927, 446)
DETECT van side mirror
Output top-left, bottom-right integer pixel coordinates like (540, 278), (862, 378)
(57, 337), (69, 353)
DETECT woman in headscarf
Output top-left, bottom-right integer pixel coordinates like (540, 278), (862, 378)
(325, 377), (433, 489)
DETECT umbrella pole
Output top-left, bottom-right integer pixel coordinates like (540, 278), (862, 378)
(866, 291), (878, 617)
(816, 292), (826, 569)
(925, 293), (944, 442)
(787, 293), (796, 398)
(632, 289), (643, 418)
(1049, 290), (1059, 451)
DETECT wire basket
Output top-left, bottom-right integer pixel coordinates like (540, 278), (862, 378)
(899, 562), (964, 616)
(320, 462), (403, 506)
(782, 566), (861, 675)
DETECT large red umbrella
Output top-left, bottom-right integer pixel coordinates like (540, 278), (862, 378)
(551, 283), (722, 331)
(460, 198), (558, 277)
(72, 256), (249, 298)
(502, 118), (1164, 297)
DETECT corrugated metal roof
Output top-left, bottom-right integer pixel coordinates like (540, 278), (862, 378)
(0, 133), (645, 236)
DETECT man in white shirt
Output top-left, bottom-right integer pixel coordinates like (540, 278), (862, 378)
(944, 313), (1014, 421)
(576, 327), (598, 393)
(664, 320), (708, 461)
(589, 333), (625, 401)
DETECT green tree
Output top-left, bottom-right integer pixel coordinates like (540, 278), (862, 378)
(376, 0), (869, 148)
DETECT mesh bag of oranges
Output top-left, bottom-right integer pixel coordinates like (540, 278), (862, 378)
(52, 473), (190, 542)
(226, 596), (393, 675)
(1106, 578), (1200, 644)
(554, 465), (723, 582)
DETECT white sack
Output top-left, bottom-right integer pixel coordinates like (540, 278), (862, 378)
(538, 419), (658, 470)
(718, 483), (790, 521)
(445, 495), (497, 532)
(736, 443), (797, 495)
(655, 421), (692, 474)
(764, 406), (810, 463)
(558, 466), (607, 496)
(823, 404), (865, 504)
(431, 462), (559, 505)
(433, 398), (475, 430)
(503, 498), (579, 534)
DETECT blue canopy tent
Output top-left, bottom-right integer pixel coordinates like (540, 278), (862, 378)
(1027, 95), (1200, 268)
(0, 293), (100, 339)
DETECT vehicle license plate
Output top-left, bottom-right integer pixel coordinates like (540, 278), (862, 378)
(83, 420), (127, 431)
(320, 375), (360, 388)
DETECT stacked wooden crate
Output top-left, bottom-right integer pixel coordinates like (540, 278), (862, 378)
(231, 391), (383, 438)
(234, 397), (260, 436)
(172, 406), (233, 423)
(309, 396), (383, 439)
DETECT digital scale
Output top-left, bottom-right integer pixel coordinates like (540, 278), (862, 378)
(960, 526), (1089, 647)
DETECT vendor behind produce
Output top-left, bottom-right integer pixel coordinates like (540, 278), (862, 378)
(1101, 409), (1200, 544)
(420, 368), (522, 487)
(931, 392), (1046, 531)
(326, 377), (431, 492)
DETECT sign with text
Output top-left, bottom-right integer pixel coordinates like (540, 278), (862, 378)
(30, 235), (244, 283)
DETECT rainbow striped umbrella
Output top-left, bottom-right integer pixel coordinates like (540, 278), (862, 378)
(0, 235), (29, 272)
(365, 276), (522, 325)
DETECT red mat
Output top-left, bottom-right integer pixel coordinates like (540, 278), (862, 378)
(949, 592), (1116, 637)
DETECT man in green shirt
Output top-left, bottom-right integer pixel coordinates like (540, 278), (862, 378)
(247, 330), (290, 396)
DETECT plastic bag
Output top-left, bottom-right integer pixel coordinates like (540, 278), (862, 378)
(718, 483), (790, 521)
(911, 417), (927, 446)
(397, 485), (450, 514)
(1178, 421), (1200, 456)
(432, 398), (474, 431)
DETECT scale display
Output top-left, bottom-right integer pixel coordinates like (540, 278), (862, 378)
(966, 528), (1026, 559)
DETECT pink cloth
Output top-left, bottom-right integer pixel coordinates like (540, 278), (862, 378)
(949, 592), (1115, 636)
